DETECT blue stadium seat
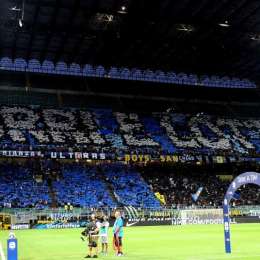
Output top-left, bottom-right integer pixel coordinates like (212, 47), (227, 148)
(143, 69), (155, 82)
(155, 70), (167, 83)
(82, 64), (95, 77)
(68, 63), (82, 76)
(42, 60), (55, 74)
(0, 57), (13, 70)
(131, 69), (143, 80)
(108, 67), (119, 78)
(14, 58), (27, 72)
(28, 59), (41, 73)
(119, 68), (131, 80)
(96, 65), (106, 77)
(166, 72), (178, 83)
(55, 61), (68, 75)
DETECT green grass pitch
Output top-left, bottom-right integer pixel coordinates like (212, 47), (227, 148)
(1, 224), (260, 260)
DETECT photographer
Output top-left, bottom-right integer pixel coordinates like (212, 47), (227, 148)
(82, 214), (101, 258)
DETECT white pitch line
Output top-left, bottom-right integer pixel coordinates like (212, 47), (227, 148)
(0, 242), (6, 260)
(188, 253), (260, 260)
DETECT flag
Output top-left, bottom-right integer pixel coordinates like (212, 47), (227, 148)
(213, 156), (225, 164)
(192, 187), (203, 202)
(216, 156), (225, 164)
(155, 192), (166, 205)
(232, 191), (240, 200)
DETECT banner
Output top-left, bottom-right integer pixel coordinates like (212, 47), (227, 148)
(125, 154), (200, 164)
(124, 153), (258, 164)
(0, 150), (106, 160)
(0, 150), (42, 158)
(1, 149), (260, 164)
(124, 154), (151, 163)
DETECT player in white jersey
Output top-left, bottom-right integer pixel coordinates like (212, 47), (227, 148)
(100, 216), (109, 255)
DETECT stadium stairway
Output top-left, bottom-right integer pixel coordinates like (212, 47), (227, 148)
(48, 182), (58, 208)
(97, 167), (120, 206)
(103, 164), (162, 208)
(43, 175), (58, 208)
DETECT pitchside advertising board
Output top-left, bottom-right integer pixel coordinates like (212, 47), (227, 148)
(126, 216), (223, 226)
(223, 172), (260, 254)
(11, 224), (30, 230)
(125, 218), (172, 226)
(33, 223), (80, 229)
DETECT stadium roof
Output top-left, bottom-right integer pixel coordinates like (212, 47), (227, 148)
(0, 0), (260, 83)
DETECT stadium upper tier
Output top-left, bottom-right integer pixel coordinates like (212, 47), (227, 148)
(0, 57), (256, 89)
(0, 105), (259, 156)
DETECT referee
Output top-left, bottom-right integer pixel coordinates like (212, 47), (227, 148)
(113, 211), (124, 256)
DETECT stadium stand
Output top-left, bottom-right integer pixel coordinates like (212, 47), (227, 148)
(52, 164), (117, 208)
(0, 102), (260, 209)
(0, 58), (256, 89)
(0, 161), (50, 209)
(0, 105), (259, 155)
(0, 161), (161, 209)
(144, 169), (260, 208)
(1, 158), (259, 209)
(145, 170), (229, 207)
(103, 163), (161, 208)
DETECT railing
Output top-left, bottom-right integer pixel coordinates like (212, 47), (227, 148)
(1, 205), (260, 227)
(1, 205), (260, 217)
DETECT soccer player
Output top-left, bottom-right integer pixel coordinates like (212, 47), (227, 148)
(113, 211), (124, 256)
(100, 216), (109, 255)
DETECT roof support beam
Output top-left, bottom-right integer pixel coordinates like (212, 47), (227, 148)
(40, 0), (61, 62)
(26, 1), (41, 60)
(54, 0), (81, 62)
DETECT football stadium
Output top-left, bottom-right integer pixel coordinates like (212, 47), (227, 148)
(1, 0), (260, 259)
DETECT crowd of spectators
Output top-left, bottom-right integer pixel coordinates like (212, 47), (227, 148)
(52, 164), (117, 208)
(0, 105), (259, 156)
(143, 165), (260, 208)
(0, 160), (50, 209)
(0, 161), (160, 209)
(0, 159), (260, 209)
(145, 171), (229, 207)
(0, 103), (259, 210)
(102, 163), (161, 208)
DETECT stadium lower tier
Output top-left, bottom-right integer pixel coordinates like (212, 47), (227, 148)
(0, 161), (260, 209)
(0, 162), (161, 209)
